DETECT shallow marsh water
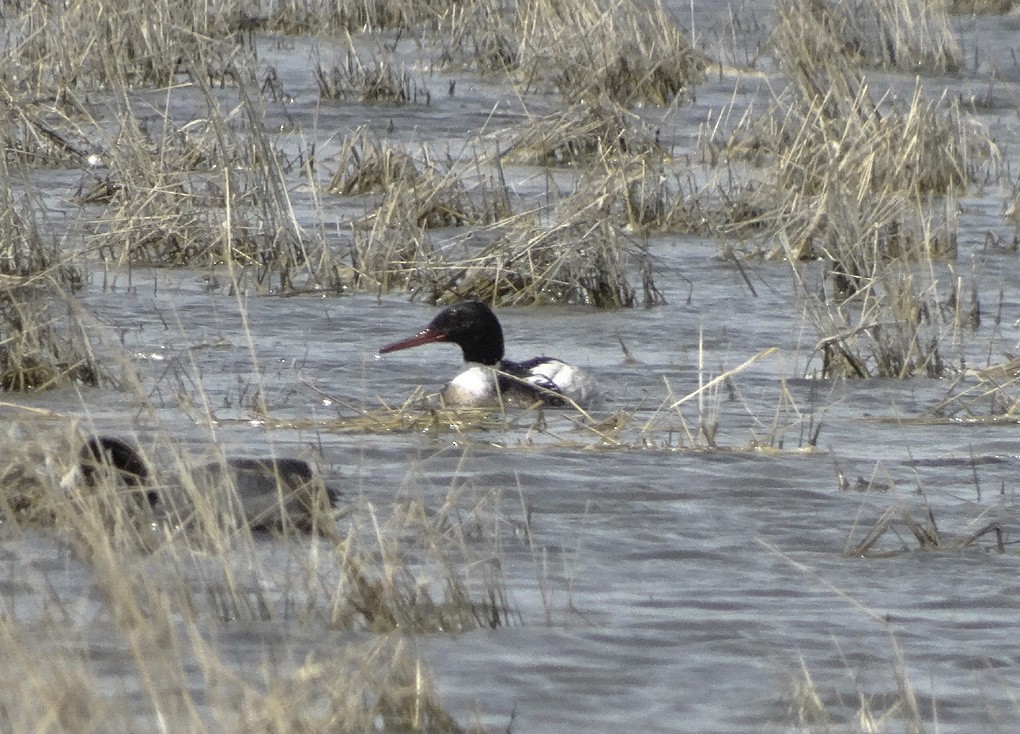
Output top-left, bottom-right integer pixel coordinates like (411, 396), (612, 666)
(4, 0), (1020, 731)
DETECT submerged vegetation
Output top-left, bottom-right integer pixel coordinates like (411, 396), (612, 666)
(0, 0), (1017, 728)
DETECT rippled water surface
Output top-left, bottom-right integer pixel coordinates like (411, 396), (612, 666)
(4, 1), (1020, 731)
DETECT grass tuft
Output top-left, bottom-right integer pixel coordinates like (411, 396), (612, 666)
(428, 212), (658, 308)
(501, 103), (662, 167)
(441, 0), (705, 107)
(316, 50), (430, 105)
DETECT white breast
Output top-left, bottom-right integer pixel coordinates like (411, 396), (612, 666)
(441, 365), (499, 407)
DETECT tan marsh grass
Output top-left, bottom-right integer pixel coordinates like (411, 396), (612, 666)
(428, 212), (653, 308)
(2, 0), (243, 91)
(316, 51), (430, 105)
(440, 0), (705, 107)
(500, 103), (662, 167)
(80, 65), (316, 289)
(328, 126), (421, 196)
(772, 0), (961, 75)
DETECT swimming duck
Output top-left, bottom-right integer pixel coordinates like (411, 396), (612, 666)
(379, 300), (599, 408)
(69, 436), (339, 534)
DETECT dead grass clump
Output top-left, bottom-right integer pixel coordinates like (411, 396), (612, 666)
(845, 502), (1004, 557)
(2, 0), (241, 92)
(81, 110), (226, 266)
(0, 282), (104, 391)
(439, 2), (521, 73)
(441, 0), (704, 107)
(260, 402), (518, 435)
(231, 638), (471, 733)
(348, 222), (435, 293)
(706, 0), (990, 259)
(316, 53), (430, 105)
(693, 76), (990, 388)
(789, 252), (962, 379)
(427, 212), (659, 308)
(571, 158), (690, 232)
(331, 132), (513, 231)
(370, 169), (481, 229)
(84, 67), (314, 285)
(0, 84), (102, 169)
(621, 171), (675, 230)
(546, 0), (705, 107)
(924, 358), (1020, 421)
(710, 84), (990, 235)
(0, 195), (58, 283)
(264, 0), (454, 34)
(772, 0), (961, 75)
(329, 126), (421, 196)
(0, 623), (130, 732)
(698, 29), (989, 379)
(501, 104), (662, 167)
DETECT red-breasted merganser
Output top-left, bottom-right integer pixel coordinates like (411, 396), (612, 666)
(379, 300), (600, 408)
(65, 436), (340, 534)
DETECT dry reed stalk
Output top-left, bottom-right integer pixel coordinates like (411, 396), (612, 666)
(702, 84), (991, 255)
(224, 637), (472, 733)
(0, 278), (107, 391)
(438, 1), (521, 73)
(634, 347), (780, 450)
(441, 0), (704, 106)
(501, 103), (662, 166)
(786, 649), (929, 733)
(329, 126), (421, 196)
(264, 0), (453, 34)
(425, 210), (654, 308)
(1007, 183), (1020, 232)
(1, 0), (245, 91)
(347, 220), (435, 293)
(844, 501), (1005, 557)
(329, 487), (515, 633)
(80, 62), (316, 289)
(0, 80), (100, 169)
(924, 358), (1020, 420)
(773, 0), (961, 76)
(787, 250), (964, 379)
(695, 1), (992, 378)
(367, 168), (480, 229)
(335, 143), (653, 305)
(316, 48), (431, 105)
(569, 155), (690, 232)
